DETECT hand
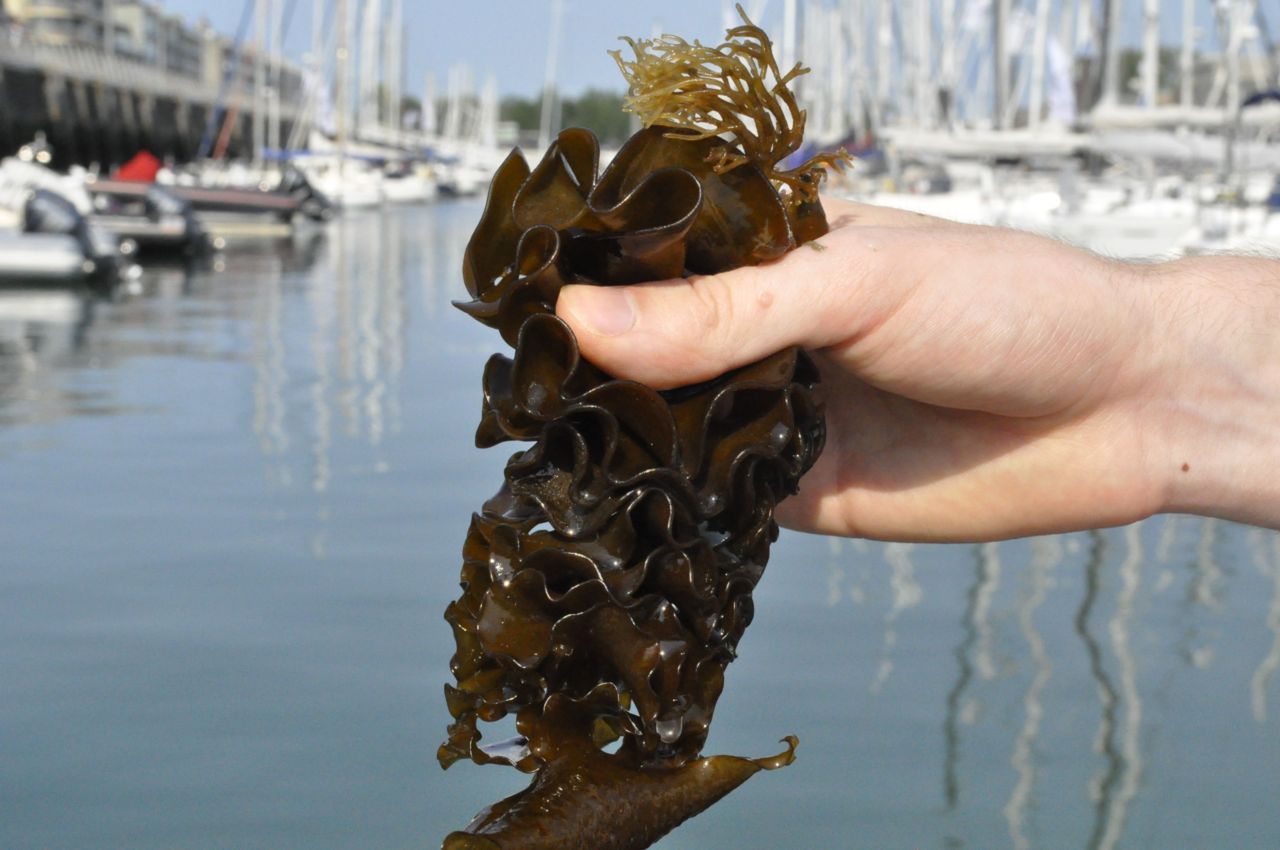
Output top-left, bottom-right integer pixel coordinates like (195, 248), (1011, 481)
(555, 197), (1280, 541)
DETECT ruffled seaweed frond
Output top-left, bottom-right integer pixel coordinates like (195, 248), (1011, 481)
(610, 3), (851, 209)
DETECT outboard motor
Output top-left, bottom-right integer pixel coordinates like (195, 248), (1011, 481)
(278, 165), (335, 222)
(144, 184), (213, 255)
(23, 188), (124, 285)
(21, 187), (81, 236)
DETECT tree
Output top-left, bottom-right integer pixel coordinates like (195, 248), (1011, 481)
(500, 89), (633, 146)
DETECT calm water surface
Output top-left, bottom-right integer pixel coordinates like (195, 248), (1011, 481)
(2, 203), (1278, 849)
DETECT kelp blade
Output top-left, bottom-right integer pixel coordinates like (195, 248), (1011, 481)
(443, 739), (798, 850)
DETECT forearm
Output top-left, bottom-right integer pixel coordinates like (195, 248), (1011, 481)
(1140, 255), (1280, 529)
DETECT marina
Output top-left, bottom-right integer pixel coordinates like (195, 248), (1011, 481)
(1, 202), (1278, 849)
(3, 0), (1280, 848)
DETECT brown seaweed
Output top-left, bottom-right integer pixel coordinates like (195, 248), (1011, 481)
(441, 8), (841, 848)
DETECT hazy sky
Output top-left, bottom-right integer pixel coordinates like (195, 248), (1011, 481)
(162, 0), (1235, 100)
(164, 0), (728, 99)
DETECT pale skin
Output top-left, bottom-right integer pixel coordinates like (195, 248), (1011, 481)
(555, 197), (1280, 543)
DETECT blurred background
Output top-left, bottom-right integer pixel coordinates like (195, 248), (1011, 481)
(2, 2), (1279, 849)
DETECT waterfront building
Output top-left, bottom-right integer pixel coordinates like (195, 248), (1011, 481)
(159, 11), (200, 79)
(111, 0), (159, 63)
(0, 0), (310, 166)
(2, 0), (115, 51)
(5, 0), (210, 82)
(111, 2), (200, 80)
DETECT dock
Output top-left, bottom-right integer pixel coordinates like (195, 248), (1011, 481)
(0, 16), (307, 168)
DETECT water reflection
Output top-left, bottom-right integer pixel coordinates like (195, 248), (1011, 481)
(252, 251), (290, 481)
(870, 542), (921, 694)
(0, 288), (95, 427)
(0, 232), (332, 438)
(1253, 531), (1280, 723)
(2, 206), (1279, 848)
(853, 521), (1279, 847)
(974, 542), (1004, 682)
(1182, 517), (1223, 669)
(1075, 532), (1122, 849)
(943, 545), (985, 810)
(1003, 536), (1059, 850)
(1096, 523), (1144, 850)
(823, 535), (872, 608)
(240, 213), (409, 501)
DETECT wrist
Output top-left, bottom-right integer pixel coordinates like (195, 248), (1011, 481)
(1139, 256), (1280, 528)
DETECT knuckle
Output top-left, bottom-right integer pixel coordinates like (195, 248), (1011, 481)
(698, 275), (742, 355)
(688, 274), (734, 332)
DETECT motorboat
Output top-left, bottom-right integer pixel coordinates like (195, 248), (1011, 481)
(127, 153), (335, 235)
(0, 187), (131, 287)
(86, 180), (214, 257)
(164, 166), (335, 226)
(2, 148), (209, 258)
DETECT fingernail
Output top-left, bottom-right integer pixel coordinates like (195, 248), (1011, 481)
(571, 287), (635, 337)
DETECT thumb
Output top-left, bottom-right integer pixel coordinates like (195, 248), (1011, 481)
(555, 250), (852, 389)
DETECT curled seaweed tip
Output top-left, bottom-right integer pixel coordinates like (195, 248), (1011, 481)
(610, 3), (852, 209)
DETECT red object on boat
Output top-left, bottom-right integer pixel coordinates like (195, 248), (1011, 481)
(112, 151), (161, 183)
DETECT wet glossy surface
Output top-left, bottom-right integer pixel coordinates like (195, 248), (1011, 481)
(2, 204), (1279, 849)
(442, 121), (825, 846)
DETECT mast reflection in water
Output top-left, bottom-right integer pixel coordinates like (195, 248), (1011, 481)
(1, 204), (1278, 850)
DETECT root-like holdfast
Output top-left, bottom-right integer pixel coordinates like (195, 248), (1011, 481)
(440, 9), (846, 848)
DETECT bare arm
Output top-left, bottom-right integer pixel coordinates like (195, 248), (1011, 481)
(1138, 253), (1280, 530)
(555, 197), (1280, 542)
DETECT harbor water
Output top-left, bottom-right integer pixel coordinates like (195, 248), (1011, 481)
(2, 202), (1278, 849)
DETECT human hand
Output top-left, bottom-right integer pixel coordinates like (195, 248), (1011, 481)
(555, 197), (1280, 541)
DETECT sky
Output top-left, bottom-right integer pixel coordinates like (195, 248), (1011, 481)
(161, 0), (1261, 101)
(165, 0), (729, 99)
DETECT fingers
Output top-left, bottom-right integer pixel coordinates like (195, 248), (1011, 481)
(555, 238), (863, 389)
(821, 196), (950, 231)
(553, 198), (956, 390)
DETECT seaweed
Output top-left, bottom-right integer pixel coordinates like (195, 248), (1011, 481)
(440, 8), (842, 848)
(611, 5), (851, 208)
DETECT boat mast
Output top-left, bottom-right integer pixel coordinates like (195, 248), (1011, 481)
(443, 66), (461, 143)
(914, 0), (933, 128)
(825, 3), (847, 140)
(280, 0), (324, 152)
(994, 0), (1010, 128)
(376, 0), (402, 140)
(335, 0), (350, 174)
(269, 0), (284, 155)
(1028, 0), (1052, 129)
(358, 0), (380, 138)
(310, 0), (325, 140)
(253, 0), (268, 165)
(940, 0), (955, 128)
(876, 0), (892, 126)
(422, 71), (437, 140)
(782, 0), (798, 75)
(846, 0), (874, 136)
(480, 74), (498, 150)
(802, 0), (823, 136)
(1064, 0), (1084, 76)
(1181, 0), (1196, 109)
(537, 0), (564, 152)
(1100, 0), (1124, 105)
(1142, 0), (1160, 106)
(1224, 0), (1243, 184)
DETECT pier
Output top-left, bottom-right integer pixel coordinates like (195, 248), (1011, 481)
(0, 17), (307, 169)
